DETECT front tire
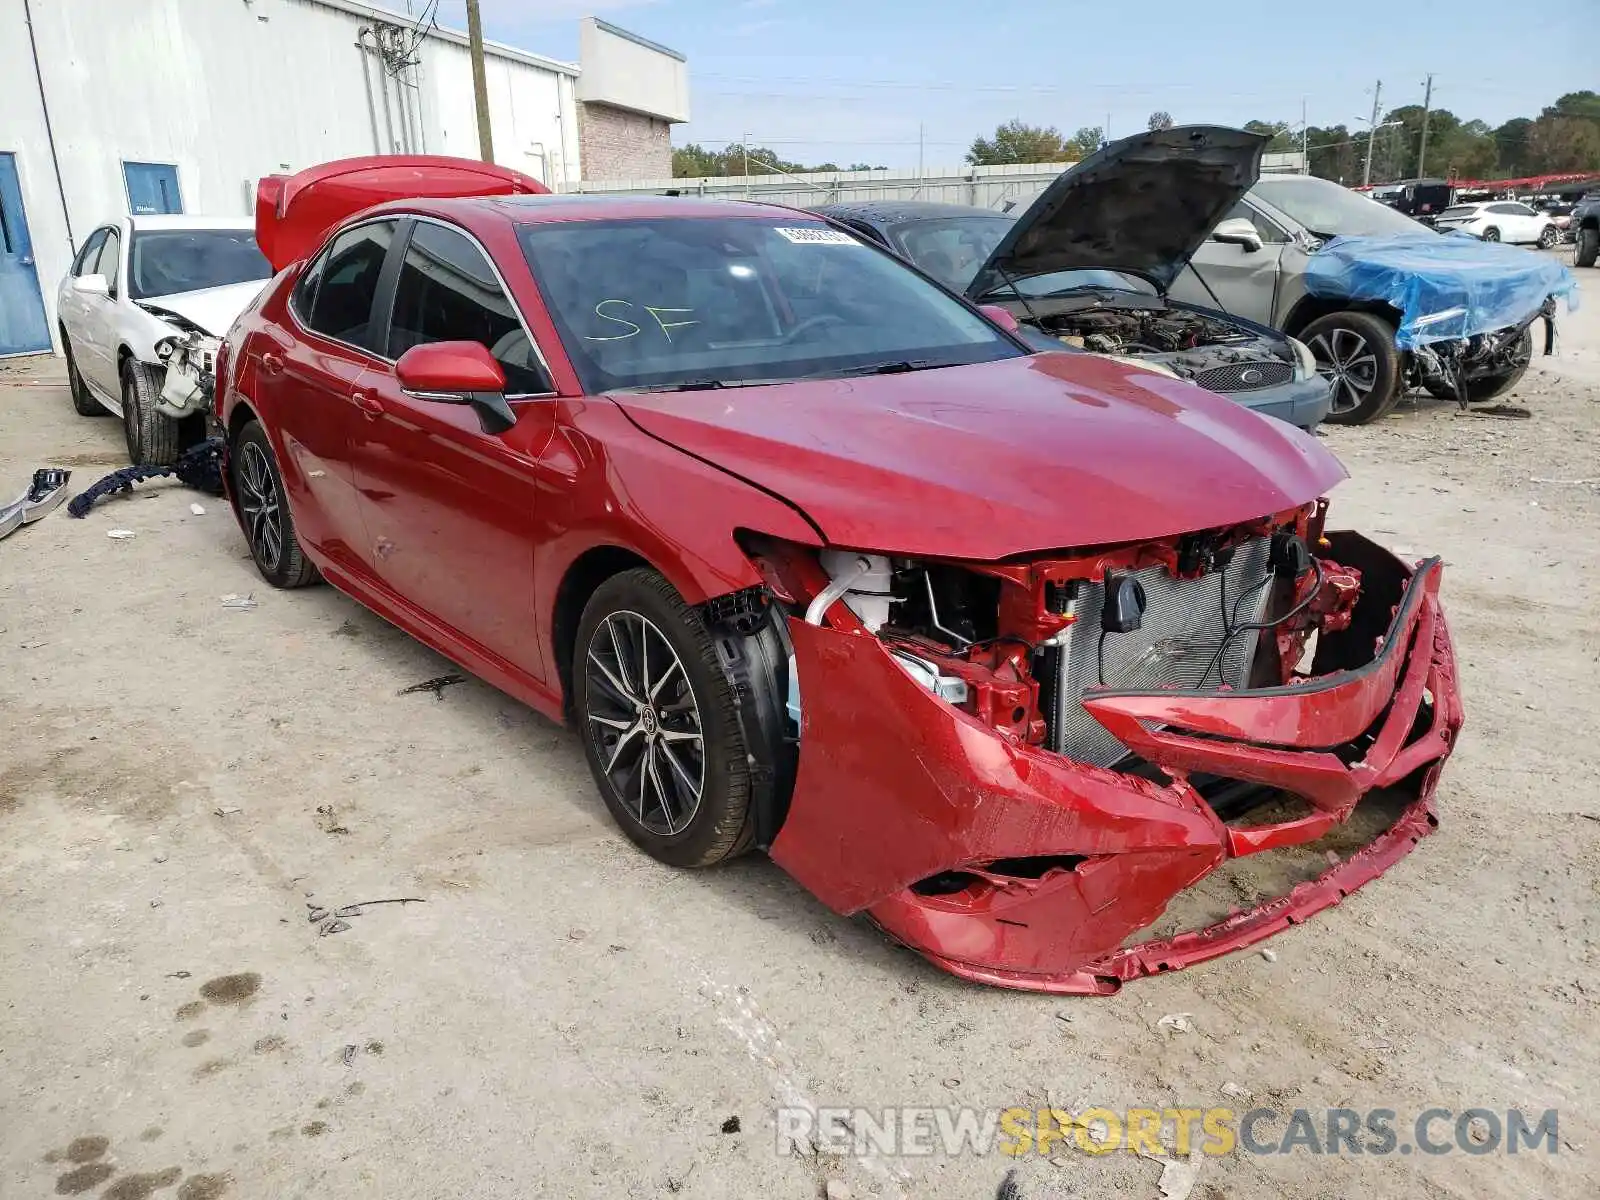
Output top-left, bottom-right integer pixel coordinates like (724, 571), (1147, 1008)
(1481, 227), (1500, 243)
(231, 420), (319, 589)
(1538, 225), (1559, 250)
(574, 568), (755, 869)
(121, 358), (181, 465)
(1423, 329), (1533, 404)
(1302, 311), (1403, 425)
(1576, 227), (1599, 268)
(63, 334), (105, 417)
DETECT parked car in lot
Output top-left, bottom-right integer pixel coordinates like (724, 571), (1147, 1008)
(1432, 200), (1561, 247)
(217, 155), (1463, 993)
(815, 129), (1333, 432)
(1571, 193), (1600, 267)
(57, 216), (272, 463)
(1174, 174), (1573, 422)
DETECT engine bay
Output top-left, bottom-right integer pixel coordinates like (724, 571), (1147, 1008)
(1021, 302), (1294, 378)
(749, 506), (1364, 770)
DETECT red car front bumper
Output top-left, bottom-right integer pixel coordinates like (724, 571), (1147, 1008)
(769, 535), (1463, 994)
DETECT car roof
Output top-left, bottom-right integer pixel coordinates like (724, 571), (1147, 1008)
(479, 193), (814, 223)
(812, 200), (1005, 228)
(124, 215), (258, 231)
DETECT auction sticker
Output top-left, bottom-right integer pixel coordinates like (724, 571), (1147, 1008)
(774, 227), (858, 245)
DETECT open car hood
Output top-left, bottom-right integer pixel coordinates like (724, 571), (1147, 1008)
(966, 126), (1267, 300)
(137, 280), (268, 337)
(613, 354), (1344, 561)
(255, 155), (549, 272)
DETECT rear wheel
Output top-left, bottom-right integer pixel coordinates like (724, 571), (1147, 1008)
(1577, 227), (1599, 268)
(574, 568), (756, 868)
(121, 358), (181, 465)
(232, 420), (319, 589)
(63, 334), (104, 417)
(1302, 311), (1403, 426)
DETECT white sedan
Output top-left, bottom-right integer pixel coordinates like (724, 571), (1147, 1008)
(56, 216), (272, 464)
(1433, 201), (1561, 248)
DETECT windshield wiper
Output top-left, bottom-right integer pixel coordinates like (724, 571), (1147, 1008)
(816, 360), (939, 379)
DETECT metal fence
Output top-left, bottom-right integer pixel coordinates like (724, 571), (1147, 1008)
(564, 153), (1308, 210)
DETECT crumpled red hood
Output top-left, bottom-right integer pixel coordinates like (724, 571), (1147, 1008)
(614, 353), (1346, 559)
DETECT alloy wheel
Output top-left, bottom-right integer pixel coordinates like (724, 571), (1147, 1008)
(1307, 328), (1379, 415)
(236, 441), (285, 573)
(584, 610), (705, 837)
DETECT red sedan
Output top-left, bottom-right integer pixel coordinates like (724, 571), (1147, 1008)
(218, 155), (1462, 994)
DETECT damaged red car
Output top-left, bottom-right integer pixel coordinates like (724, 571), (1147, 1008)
(219, 147), (1463, 994)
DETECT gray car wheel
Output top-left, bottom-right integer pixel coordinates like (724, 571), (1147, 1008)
(1302, 311), (1403, 426)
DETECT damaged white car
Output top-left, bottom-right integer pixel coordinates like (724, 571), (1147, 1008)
(56, 217), (272, 464)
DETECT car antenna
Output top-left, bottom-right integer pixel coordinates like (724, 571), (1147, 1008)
(994, 263), (1043, 326)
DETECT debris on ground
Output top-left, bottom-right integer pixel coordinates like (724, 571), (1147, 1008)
(314, 805), (350, 835)
(1220, 1082), (1252, 1101)
(1156, 1013), (1194, 1035)
(397, 673), (466, 699)
(107, 529), (136, 539)
(1260, 948), (1278, 963)
(67, 438), (224, 517)
(190, 502), (206, 515)
(213, 806), (242, 817)
(1156, 1149), (1203, 1200)
(306, 896), (425, 936)
(220, 593), (257, 610)
(824, 1180), (851, 1200)
(720, 1116), (740, 1134)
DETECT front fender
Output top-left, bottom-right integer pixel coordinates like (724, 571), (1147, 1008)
(533, 399), (822, 693)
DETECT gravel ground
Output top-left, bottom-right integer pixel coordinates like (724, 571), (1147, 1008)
(2, 262), (1595, 1200)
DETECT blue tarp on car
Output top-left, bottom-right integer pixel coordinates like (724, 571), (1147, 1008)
(1303, 233), (1579, 349)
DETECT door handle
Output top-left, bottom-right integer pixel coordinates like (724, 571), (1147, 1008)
(353, 391), (384, 418)
(261, 352), (285, 376)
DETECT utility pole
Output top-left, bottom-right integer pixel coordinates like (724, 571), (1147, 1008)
(1301, 96), (1309, 174)
(464, 0), (494, 163)
(1362, 80), (1383, 186)
(1416, 73), (1434, 178)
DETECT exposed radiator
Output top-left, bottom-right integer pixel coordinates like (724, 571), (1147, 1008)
(1051, 536), (1274, 767)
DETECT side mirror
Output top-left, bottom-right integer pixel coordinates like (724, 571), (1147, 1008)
(1212, 218), (1263, 253)
(979, 303), (1021, 333)
(73, 273), (110, 297)
(395, 341), (518, 435)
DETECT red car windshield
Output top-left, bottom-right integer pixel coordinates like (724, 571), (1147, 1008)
(517, 217), (1020, 392)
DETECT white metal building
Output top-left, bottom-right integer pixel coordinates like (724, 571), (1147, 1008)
(1, 0), (686, 357)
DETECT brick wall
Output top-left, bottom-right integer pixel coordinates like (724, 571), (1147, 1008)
(578, 102), (673, 181)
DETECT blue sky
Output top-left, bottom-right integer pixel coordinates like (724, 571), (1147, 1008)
(430, 1), (1587, 169)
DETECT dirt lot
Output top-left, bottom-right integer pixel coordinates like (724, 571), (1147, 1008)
(2, 265), (1596, 1200)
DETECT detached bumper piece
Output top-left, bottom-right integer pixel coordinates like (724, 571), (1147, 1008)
(0, 468), (72, 541)
(769, 533), (1462, 994)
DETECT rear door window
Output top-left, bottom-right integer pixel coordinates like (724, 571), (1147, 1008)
(304, 221), (396, 352)
(384, 220), (550, 394)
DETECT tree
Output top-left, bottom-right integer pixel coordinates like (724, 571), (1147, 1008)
(1243, 120), (1296, 151)
(1541, 90), (1600, 123)
(848, 162), (889, 172)
(967, 119), (1075, 165)
(1492, 118), (1533, 177)
(672, 143), (828, 178)
(1146, 111), (1174, 132)
(1065, 126), (1104, 158)
(1526, 115), (1600, 173)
